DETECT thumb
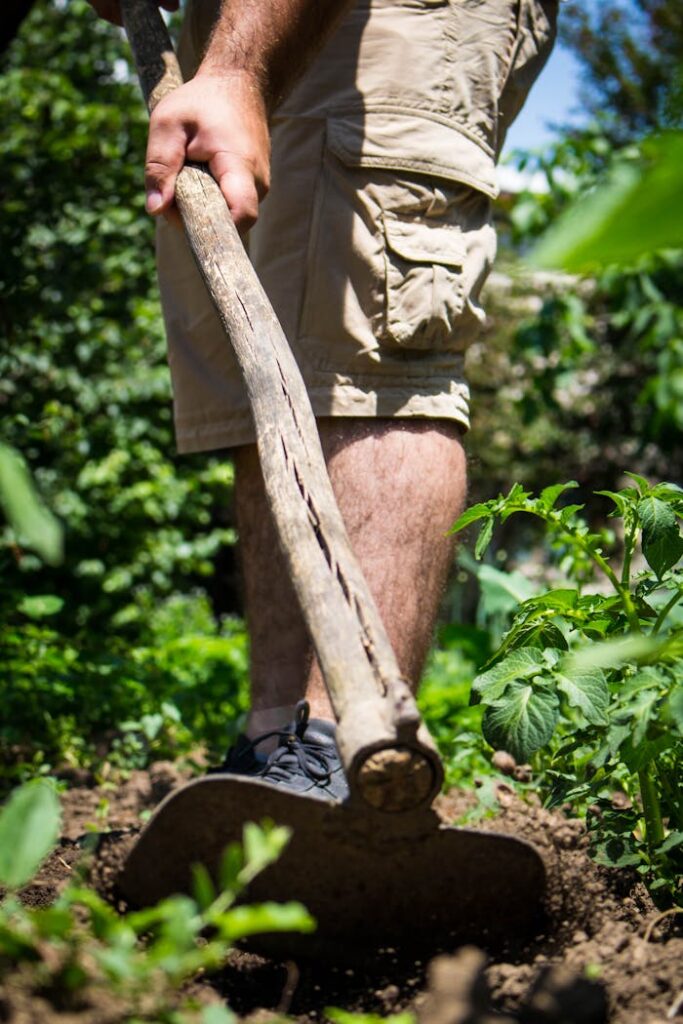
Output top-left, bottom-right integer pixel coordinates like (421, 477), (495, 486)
(145, 108), (187, 215)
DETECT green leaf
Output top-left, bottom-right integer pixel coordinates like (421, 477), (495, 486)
(565, 634), (664, 673)
(191, 863), (216, 911)
(530, 132), (683, 271)
(31, 906), (74, 941)
(482, 683), (559, 762)
(326, 1012), (415, 1024)
(239, 821), (292, 886)
(625, 472), (652, 495)
(479, 565), (538, 611)
(17, 595), (64, 619)
(0, 919), (40, 960)
(620, 734), (674, 773)
(474, 517), (494, 560)
(219, 842), (244, 892)
(539, 481), (578, 510)
(201, 1006), (237, 1024)
(558, 503), (586, 525)
(630, 690), (661, 748)
(96, 946), (137, 983)
(639, 497), (680, 541)
(669, 686), (683, 734)
(0, 443), (63, 565)
(522, 589), (579, 611)
(596, 489), (630, 515)
(659, 832), (683, 855)
(219, 901), (315, 941)
(556, 669), (610, 726)
(450, 504), (492, 534)
(593, 835), (642, 869)
(0, 782), (61, 888)
(638, 497), (683, 578)
(472, 648), (547, 704)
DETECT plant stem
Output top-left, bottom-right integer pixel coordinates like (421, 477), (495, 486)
(656, 763), (683, 831)
(638, 766), (665, 850)
(653, 590), (682, 635)
(576, 537), (641, 631)
(620, 515), (638, 588)
(513, 504), (641, 629)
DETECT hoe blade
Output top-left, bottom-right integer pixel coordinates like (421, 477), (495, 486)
(119, 776), (545, 958)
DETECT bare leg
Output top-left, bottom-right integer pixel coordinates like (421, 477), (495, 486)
(234, 418), (467, 733)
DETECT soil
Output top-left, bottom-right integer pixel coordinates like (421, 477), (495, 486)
(3, 764), (682, 1024)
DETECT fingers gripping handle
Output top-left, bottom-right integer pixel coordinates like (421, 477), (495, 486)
(120, 0), (443, 813)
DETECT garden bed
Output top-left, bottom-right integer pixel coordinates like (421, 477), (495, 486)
(4, 764), (681, 1024)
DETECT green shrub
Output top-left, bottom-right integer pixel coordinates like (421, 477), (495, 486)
(0, 594), (249, 783)
(453, 475), (683, 900)
(0, 1), (235, 640)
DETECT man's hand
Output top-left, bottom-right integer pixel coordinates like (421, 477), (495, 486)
(89, 0), (351, 232)
(144, 72), (271, 234)
(87, 0), (179, 28)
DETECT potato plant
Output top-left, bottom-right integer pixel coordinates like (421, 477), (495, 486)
(452, 474), (683, 899)
(0, 782), (313, 1022)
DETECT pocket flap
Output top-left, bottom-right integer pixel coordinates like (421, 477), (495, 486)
(383, 213), (466, 267)
(325, 113), (499, 199)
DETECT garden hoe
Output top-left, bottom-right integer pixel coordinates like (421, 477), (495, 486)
(117, 0), (547, 958)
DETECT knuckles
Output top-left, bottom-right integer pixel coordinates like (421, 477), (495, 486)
(144, 82), (271, 233)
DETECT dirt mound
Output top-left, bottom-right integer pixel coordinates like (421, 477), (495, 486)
(437, 789), (682, 1024)
(8, 767), (682, 1024)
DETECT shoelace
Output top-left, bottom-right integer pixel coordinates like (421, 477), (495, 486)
(236, 700), (333, 785)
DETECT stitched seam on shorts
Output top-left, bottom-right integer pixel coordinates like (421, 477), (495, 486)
(317, 103), (495, 158)
(343, 156), (497, 197)
(297, 124), (328, 342)
(176, 405), (472, 451)
(299, 360), (467, 385)
(496, 0), (525, 102)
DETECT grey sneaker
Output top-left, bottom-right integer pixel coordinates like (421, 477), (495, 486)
(213, 701), (349, 802)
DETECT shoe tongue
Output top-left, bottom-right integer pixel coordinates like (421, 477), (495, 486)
(302, 718), (338, 746)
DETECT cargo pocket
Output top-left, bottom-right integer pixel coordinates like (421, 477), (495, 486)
(297, 128), (495, 375)
(381, 214), (469, 352)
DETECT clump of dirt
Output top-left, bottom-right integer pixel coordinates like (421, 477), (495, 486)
(437, 785), (682, 1024)
(6, 768), (683, 1024)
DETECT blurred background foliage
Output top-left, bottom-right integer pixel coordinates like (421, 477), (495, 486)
(0, 0), (681, 785)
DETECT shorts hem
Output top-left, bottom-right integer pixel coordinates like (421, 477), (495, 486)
(175, 383), (471, 454)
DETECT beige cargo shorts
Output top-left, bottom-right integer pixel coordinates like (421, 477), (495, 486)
(158, 0), (558, 453)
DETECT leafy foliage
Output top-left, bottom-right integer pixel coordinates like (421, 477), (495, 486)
(452, 477), (683, 899)
(560, 0), (683, 142)
(0, 443), (63, 565)
(0, 2), (247, 780)
(0, 780), (61, 888)
(0, 599), (249, 784)
(531, 132), (683, 271)
(0, 0), (235, 637)
(472, 127), (683, 506)
(0, 785), (313, 1022)
(326, 1012), (414, 1024)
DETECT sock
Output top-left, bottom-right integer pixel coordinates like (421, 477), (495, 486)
(245, 705), (298, 752)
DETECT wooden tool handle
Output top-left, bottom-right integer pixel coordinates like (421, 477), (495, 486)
(120, 0), (443, 812)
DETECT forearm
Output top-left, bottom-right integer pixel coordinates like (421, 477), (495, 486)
(197, 0), (356, 111)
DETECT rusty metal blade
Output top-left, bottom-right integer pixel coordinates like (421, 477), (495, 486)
(119, 776), (546, 958)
